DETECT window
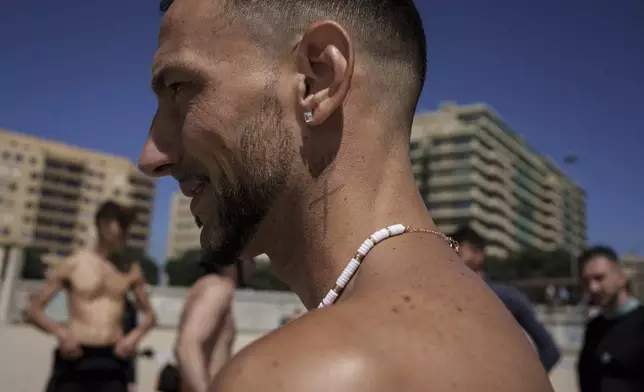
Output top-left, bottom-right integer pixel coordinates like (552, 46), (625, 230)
(453, 200), (470, 209)
(16, 154), (23, 162)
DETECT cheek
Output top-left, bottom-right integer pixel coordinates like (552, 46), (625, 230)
(184, 115), (241, 182)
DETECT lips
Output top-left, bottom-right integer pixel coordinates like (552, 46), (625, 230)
(179, 179), (206, 198)
(177, 177), (208, 225)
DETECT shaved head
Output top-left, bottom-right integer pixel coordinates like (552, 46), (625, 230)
(160, 0), (427, 124)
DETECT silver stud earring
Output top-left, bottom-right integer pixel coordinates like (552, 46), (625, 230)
(303, 111), (314, 123)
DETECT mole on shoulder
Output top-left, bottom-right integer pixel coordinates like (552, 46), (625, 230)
(402, 295), (412, 303)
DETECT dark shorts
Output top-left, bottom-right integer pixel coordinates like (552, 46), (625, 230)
(45, 345), (130, 392)
(157, 363), (181, 392)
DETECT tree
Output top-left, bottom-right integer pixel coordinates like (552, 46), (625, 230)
(247, 262), (291, 291)
(163, 248), (292, 290)
(21, 246), (48, 280)
(165, 249), (202, 287)
(485, 255), (517, 282)
(121, 247), (160, 285)
(486, 247), (573, 281)
(541, 248), (573, 278)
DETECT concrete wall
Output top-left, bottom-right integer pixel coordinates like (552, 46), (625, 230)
(8, 280), (307, 332)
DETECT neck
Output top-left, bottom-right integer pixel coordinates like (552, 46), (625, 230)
(611, 290), (634, 311)
(258, 145), (437, 308)
(95, 240), (118, 259)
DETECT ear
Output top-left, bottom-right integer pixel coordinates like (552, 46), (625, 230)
(296, 20), (354, 126)
(616, 267), (629, 287)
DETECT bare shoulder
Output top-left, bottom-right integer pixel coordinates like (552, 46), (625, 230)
(210, 295), (552, 392)
(210, 308), (376, 392)
(190, 274), (236, 300)
(47, 252), (82, 280)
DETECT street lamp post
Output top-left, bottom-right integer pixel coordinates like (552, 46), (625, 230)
(563, 154), (579, 284)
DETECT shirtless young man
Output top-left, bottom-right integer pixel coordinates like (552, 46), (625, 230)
(26, 200), (156, 392)
(175, 258), (255, 392)
(138, 0), (554, 391)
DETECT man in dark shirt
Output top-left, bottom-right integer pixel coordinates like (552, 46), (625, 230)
(451, 226), (561, 372)
(577, 246), (644, 392)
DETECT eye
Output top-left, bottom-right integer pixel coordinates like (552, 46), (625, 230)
(167, 82), (186, 98)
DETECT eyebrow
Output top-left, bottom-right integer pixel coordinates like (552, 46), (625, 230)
(151, 54), (211, 93)
(151, 61), (180, 93)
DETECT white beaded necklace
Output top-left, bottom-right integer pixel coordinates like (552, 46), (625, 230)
(317, 224), (459, 308)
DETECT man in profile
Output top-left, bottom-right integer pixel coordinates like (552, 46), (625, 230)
(138, 0), (554, 391)
(451, 226), (561, 373)
(27, 201), (156, 392)
(577, 246), (644, 392)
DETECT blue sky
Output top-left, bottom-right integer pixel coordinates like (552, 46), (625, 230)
(1, 0), (642, 262)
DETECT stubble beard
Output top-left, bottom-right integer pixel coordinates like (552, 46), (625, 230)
(199, 94), (293, 272)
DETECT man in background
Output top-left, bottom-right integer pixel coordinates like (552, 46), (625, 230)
(27, 200), (156, 392)
(577, 246), (644, 392)
(176, 258), (255, 392)
(451, 226), (561, 373)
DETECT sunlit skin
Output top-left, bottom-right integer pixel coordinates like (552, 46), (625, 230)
(138, 0), (554, 391)
(26, 217), (156, 360)
(176, 259), (256, 392)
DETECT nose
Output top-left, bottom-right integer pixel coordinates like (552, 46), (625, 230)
(138, 110), (181, 177)
(588, 280), (601, 295)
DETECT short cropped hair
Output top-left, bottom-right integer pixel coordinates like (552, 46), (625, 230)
(578, 245), (619, 268)
(95, 200), (136, 231)
(161, 0), (427, 125)
(450, 226), (485, 252)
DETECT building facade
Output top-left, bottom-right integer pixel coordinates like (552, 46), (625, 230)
(411, 103), (587, 258)
(167, 191), (200, 260)
(0, 129), (155, 258)
(622, 254), (644, 302)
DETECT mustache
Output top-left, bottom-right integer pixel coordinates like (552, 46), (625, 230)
(195, 216), (203, 228)
(171, 165), (210, 185)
